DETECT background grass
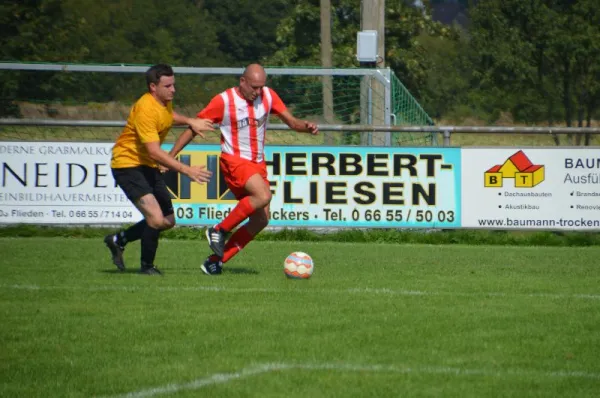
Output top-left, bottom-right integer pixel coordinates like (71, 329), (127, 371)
(1, 225), (599, 247)
(443, 132), (600, 147)
(1, 237), (600, 397)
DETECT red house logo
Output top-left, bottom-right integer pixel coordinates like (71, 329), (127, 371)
(484, 150), (545, 188)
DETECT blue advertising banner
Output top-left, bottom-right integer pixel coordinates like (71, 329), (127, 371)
(162, 144), (461, 228)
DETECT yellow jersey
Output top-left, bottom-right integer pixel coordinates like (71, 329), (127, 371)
(110, 93), (173, 168)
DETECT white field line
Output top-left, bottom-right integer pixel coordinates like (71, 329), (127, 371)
(108, 361), (600, 398)
(2, 283), (600, 301)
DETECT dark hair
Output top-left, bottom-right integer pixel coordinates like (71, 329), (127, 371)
(146, 64), (174, 89)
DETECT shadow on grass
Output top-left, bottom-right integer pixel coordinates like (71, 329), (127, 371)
(224, 267), (260, 275)
(99, 267), (260, 275)
(100, 269), (146, 275)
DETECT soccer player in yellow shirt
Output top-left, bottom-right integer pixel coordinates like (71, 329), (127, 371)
(104, 64), (213, 275)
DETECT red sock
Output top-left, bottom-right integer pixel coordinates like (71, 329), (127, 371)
(217, 196), (255, 232)
(222, 226), (254, 263)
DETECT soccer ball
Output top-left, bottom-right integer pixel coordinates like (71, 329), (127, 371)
(283, 252), (314, 279)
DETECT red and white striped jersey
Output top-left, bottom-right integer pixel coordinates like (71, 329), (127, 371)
(198, 87), (287, 162)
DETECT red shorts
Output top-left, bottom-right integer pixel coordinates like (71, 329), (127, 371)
(220, 153), (269, 199)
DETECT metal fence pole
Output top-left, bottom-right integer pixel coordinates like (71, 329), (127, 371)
(381, 68), (392, 147)
(2, 119), (600, 138)
(443, 130), (451, 147)
(367, 81), (373, 146)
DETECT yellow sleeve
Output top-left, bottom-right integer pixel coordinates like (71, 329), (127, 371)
(134, 103), (161, 143)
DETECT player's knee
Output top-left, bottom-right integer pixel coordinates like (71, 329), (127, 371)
(145, 214), (164, 229)
(162, 216), (176, 230)
(255, 189), (272, 208)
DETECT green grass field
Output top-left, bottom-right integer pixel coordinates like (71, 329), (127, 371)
(1, 237), (600, 397)
(446, 132), (600, 147)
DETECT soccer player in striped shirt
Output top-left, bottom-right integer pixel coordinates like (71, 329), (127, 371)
(169, 64), (319, 275)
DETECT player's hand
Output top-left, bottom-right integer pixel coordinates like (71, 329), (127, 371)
(185, 165), (212, 184)
(158, 164), (169, 174)
(187, 118), (215, 139)
(305, 121), (319, 135)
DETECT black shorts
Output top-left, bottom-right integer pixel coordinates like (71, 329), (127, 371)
(112, 166), (174, 216)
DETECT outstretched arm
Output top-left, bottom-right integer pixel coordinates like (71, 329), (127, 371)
(172, 111), (214, 138)
(163, 94), (224, 168)
(169, 128), (196, 158)
(145, 141), (211, 184)
(168, 94), (224, 159)
(170, 96), (223, 158)
(277, 110), (319, 135)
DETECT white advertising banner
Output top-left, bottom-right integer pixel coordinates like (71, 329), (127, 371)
(461, 148), (600, 230)
(0, 142), (141, 224)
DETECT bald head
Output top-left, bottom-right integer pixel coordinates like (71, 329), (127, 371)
(239, 64), (267, 102)
(243, 64), (266, 80)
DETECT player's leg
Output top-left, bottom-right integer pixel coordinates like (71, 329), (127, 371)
(203, 204), (269, 274)
(104, 167), (154, 271)
(207, 171), (271, 258)
(134, 193), (172, 275)
(135, 168), (176, 275)
(220, 203), (270, 264)
(112, 220), (147, 248)
(221, 173), (271, 229)
(104, 220), (145, 271)
(105, 167), (172, 274)
(203, 175), (271, 275)
(153, 169), (176, 232)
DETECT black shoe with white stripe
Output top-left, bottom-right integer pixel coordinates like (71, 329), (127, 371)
(104, 234), (125, 271)
(205, 226), (227, 258)
(201, 255), (223, 276)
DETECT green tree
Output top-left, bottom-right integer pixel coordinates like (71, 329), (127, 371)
(0, 0), (230, 111)
(0, 0), (88, 62)
(0, 0), (88, 115)
(413, 29), (470, 120)
(566, 0), (600, 139)
(467, 0), (600, 142)
(202, 0), (291, 65)
(265, 0), (458, 119)
(466, 0), (550, 123)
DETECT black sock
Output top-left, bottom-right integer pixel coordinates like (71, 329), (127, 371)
(140, 226), (160, 267)
(116, 220), (147, 247)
